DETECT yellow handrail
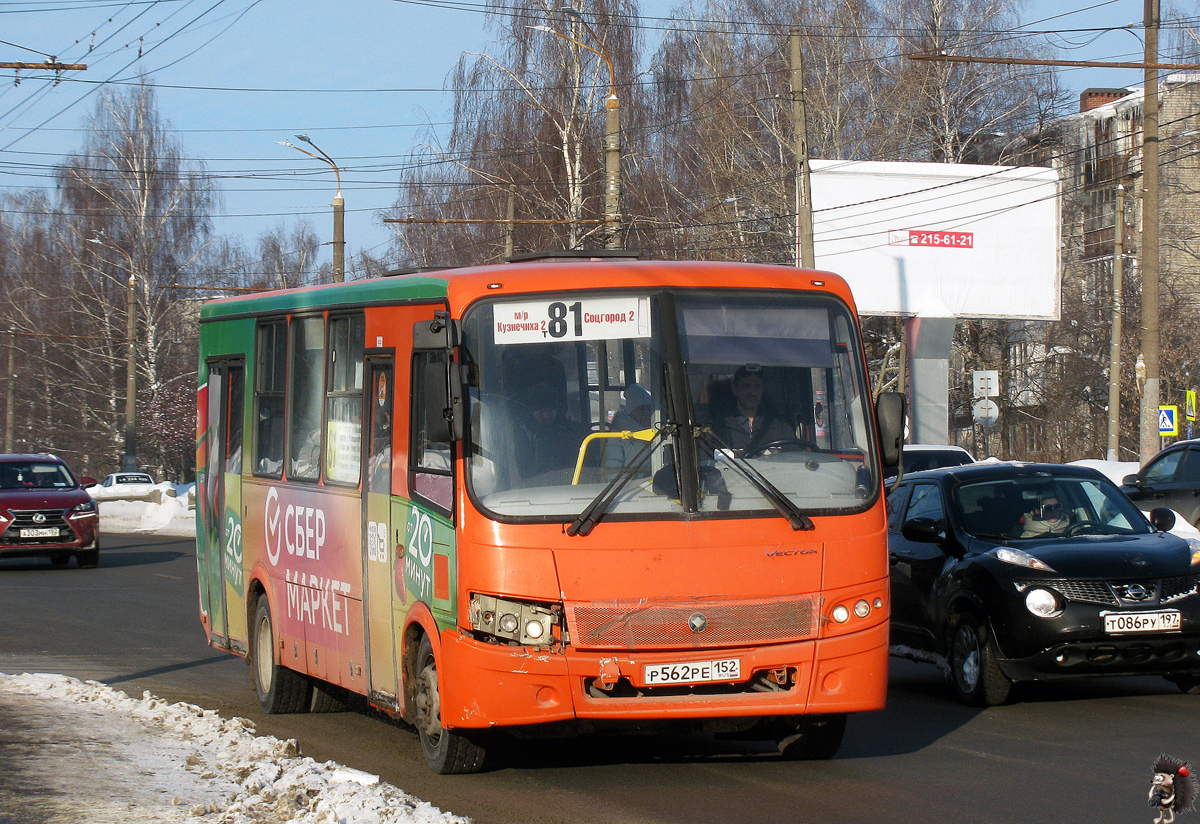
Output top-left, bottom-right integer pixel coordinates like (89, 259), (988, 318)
(571, 428), (656, 485)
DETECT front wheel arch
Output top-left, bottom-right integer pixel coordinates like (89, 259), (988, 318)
(945, 611), (1012, 707)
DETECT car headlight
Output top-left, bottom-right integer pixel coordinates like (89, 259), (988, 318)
(1024, 587), (1063, 618)
(470, 593), (559, 646)
(990, 546), (1056, 571)
(71, 499), (97, 514)
(1187, 538), (1200, 566)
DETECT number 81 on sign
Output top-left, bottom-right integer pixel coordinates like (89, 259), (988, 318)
(493, 296), (651, 344)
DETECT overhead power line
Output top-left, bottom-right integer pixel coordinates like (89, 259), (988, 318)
(908, 53), (1200, 71)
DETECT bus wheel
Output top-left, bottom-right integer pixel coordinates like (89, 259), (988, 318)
(413, 634), (487, 774)
(252, 596), (312, 714)
(777, 713), (846, 760)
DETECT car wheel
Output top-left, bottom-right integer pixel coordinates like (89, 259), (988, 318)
(947, 614), (1012, 706)
(412, 633), (487, 774)
(776, 713), (847, 760)
(77, 545), (99, 569)
(251, 596), (312, 713)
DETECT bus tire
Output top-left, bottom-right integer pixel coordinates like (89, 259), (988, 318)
(310, 682), (348, 713)
(252, 596), (312, 714)
(413, 633), (487, 774)
(777, 713), (846, 760)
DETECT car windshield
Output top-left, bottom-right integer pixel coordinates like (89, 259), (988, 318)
(462, 289), (876, 521)
(955, 475), (1151, 539)
(0, 461), (75, 490)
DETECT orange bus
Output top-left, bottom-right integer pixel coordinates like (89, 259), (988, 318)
(195, 257), (904, 773)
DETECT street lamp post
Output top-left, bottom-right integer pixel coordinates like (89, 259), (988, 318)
(87, 235), (138, 472)
(532, 11), (621, 249)
(278, 135), (345, 282)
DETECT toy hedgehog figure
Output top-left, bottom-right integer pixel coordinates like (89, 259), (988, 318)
(1150, 753), (1198, 823)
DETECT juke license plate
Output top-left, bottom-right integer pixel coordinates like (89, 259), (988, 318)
(20, 528), (59, 538)
(1104, 610), (1181, 634)
(643, 658), (741, 686)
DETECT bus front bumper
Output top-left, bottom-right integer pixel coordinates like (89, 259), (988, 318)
(438, 621), (888, 729)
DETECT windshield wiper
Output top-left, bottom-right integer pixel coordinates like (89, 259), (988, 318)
(567, 425), (673, 537)
(696, 428), (815, 531)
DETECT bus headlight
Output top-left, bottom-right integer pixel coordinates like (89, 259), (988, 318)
(470, 593), (559, 647)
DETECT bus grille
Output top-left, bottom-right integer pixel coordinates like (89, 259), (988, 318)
(565, 596), (817, 651)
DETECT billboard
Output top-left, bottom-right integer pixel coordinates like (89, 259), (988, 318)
(811, 159), (1061, 320)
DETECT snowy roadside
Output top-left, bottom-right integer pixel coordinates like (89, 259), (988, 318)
(0, 673), (470, 824)
(92, 481), (198, 538)
(1, 488), (471, 824)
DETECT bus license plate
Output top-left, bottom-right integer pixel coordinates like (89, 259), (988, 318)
(1104, 611), (1181, 634)
(643, 658), (741, 686)
(20, 528), (58, 538)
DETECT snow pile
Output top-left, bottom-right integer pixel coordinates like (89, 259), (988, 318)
(97, 482), (196, 537)
(0, 673), (470, 824)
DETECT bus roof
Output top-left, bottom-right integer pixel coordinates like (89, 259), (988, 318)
(199, 260), (856, 321)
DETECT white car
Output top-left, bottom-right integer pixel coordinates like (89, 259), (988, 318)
(94, 472), (160, 502)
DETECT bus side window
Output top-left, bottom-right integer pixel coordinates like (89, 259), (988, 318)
(411, 350), (453, 512)
(253, 321), (286, 477)
(288, 315), (325, 481)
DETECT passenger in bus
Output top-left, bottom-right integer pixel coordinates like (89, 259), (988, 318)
(522, 381), (591, 479)
(604, 384), (653, 471)
(720, 364), (793, 455)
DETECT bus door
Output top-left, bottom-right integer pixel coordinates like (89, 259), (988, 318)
(362, 357), (398, 708)
(202, 358), (245, 649)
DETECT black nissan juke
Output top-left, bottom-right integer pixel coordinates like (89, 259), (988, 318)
(887, 461), (1200, 705)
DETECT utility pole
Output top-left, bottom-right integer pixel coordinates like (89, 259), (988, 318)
(1107, 184), (1126, 462)
(791, 29), (814, 269)
(531, 13), (622, 249)
(505, 188), (516, 258)
(5, 329), (14, 453)
(279, 135), (344, 282)
(123, 273), (137, 472)
(1139, 0), (1162, 462)
(87, 235), (138, 472)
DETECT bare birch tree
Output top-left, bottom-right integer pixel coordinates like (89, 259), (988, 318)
(51, 82), (218, 478)
(391, 0), (643, 262)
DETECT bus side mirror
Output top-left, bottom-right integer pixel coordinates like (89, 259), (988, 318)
(413, 311), (461, 350)
(414, 312), (464, 443)
(876, 391), (905, 469)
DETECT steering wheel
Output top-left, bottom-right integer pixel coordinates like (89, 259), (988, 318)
(743, 438), (820, 459)
(1064, 520), (1103, 536)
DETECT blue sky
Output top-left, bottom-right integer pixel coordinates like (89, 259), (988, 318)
(0, 0), (1182, 271)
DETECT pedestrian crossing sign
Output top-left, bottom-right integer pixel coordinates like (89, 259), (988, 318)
(1160, 406), (1179, 436)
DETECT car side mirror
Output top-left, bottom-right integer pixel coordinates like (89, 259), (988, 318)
(80, 477), (97, 488)
(1149, 506), (1176, 532)
(1122, 473), (1142, 487)
(901, 516), (944, 544)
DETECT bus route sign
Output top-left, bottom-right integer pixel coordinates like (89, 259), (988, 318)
(493, 296), (651, 344)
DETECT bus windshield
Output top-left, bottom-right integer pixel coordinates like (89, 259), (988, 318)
(463, 290), (875, 521)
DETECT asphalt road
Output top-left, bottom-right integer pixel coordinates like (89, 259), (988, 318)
(1, 533), (1197, 824)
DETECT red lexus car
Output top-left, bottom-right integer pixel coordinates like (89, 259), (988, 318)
(0, 453), (99, 568)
